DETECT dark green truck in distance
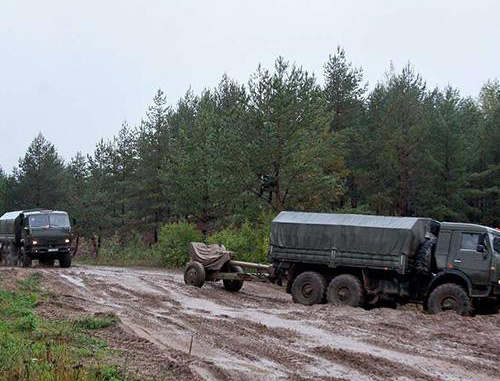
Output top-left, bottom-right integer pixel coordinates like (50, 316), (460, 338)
(0, 209), (73, 268)
(269, 212), (500, 315)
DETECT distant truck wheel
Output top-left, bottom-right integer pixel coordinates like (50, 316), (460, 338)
(327, 274), (365, 307)
(427, 283), (472, 316)
(223, 265), (244, 292)
(20, 250), (32, 268)
(40, 258), (55, 267)
(59, 252), (72, 268)
(291, 271), (326, 306)
(184, 261), (206, 288)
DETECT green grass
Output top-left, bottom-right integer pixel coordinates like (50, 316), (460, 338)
(73, 314), (118, 330)
(0, 274), (130, 381)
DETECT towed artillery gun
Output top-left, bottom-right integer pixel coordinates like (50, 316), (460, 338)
(184, 243), (274, 292)
(184, 211), (500, 315)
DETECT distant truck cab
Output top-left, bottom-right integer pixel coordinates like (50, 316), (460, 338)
(269, 212), (500, 315)
(0, 209), (74, 268)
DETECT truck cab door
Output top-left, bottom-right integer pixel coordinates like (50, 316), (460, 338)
(449, 231), (491, 285)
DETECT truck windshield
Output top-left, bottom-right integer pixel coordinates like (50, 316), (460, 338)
(28, 214), (70, 228)
(28, 214), (50, 228)
(49, 214), (70, 227)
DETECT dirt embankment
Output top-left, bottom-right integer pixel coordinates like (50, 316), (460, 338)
(1, 265), (498, 381)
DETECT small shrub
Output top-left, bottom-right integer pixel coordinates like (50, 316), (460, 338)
(74, 314), (118, 330)
(152, 222), (203, 267)
(94, 365), (127, 381)
(208, 221), (270, 263)
(93, 233), (153, 266)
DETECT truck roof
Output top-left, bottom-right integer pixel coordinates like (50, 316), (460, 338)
(441, 221), (498, 235)
(273, 211), (432, 229)
(270, 212), (435, 260)
(0, 210), (67, 220)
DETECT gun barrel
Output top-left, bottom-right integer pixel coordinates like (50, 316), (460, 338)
(229, 260), (272, 272)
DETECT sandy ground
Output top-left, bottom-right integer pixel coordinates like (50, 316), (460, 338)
(1, 264), (499, 381)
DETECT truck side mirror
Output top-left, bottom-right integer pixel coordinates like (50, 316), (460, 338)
(476, 244), (485, 253)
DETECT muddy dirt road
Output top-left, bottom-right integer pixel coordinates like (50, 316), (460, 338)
(1, 265), (499, 381)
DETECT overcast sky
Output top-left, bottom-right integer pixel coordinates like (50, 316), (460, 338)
(1, 0), (499, 172)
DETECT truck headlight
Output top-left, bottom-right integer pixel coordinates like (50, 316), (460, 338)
(32, 240), (38, 245)
(65, 239), (70, 243)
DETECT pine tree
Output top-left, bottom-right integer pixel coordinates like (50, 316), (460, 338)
(362, 64), (430, 216)
(0, 167), (7, 213)
(323, 47), (367, 209)
(425, 86), (468, 220)
(164, 90), (231, 226)
(240, 57), (332, 212)
(324, 46), (366, 133)
(135, 89), (171, 236)
(14, 133), (67, 209)
(464, 80), (500, 226)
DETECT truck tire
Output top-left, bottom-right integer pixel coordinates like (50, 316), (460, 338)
(223, 265), (244, 292)
(59, 252), (72, 268)
(21, 250), (32, 268)
(8, 245), (19, 266)
(291, 271), (326, 306)
(415, 237), (436, 274)
(40, 258), (55, 267)
(184, 261), (206, 288)
(427, 284), (472, 316)
(327, 274), (365, 307)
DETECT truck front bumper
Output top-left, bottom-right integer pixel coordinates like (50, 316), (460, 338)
(28, 246), (73, 255)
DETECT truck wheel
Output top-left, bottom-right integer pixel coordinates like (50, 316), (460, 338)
(223, 265), (244, 292)
(59, 252), (72, 268)
(40, 259), (55, 267)
(21, 251), (32, 268)
(291, 271), (326, 306)
(428, 284), (472, 316)
(8, 245), (20, 266)
(327, 274), (365, 307)
(184, 261), (206, 288)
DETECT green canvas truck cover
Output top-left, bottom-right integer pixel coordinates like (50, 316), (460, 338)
(0, 211), (23, 240)
(270, 212), (434, 272)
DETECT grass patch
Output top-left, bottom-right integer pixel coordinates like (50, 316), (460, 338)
(73, 314), (118, 330)
(0, 274), (130, 381)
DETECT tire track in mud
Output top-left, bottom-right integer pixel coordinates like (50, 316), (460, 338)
(3, 265), (499, 381)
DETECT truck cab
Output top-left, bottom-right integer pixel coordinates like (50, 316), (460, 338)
(431, 223), (500, 304)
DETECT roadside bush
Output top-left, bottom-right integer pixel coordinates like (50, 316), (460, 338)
(208, 221), (270, 263)
(93, 233), (154, 266)
(152, 222), (203, 267)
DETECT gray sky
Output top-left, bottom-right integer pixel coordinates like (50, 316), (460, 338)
(1, 0), (499, 172)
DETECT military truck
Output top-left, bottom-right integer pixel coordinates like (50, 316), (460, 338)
(0, 209), (73, 268)
(268, 212), (500, 315)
